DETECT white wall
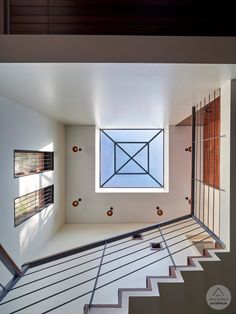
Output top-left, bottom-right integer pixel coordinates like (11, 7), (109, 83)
(65, 125), (191, 223)
(0, 96), (65, 285)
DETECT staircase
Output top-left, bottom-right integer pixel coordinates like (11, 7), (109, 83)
(0, 215), (226, 314)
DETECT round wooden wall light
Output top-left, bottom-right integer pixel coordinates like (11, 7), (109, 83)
(72, 200), (79, 207)
(156, 207), (163, 216)
(72, 198), (82, 207)
(107, 207), (114, 217)
(72, 146), (82, 152)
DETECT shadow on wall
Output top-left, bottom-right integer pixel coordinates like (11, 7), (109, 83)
(18, 143), (54, 259)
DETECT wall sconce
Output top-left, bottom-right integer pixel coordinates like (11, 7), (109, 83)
(72, 198), (82, 207)
(72, 146), (82, 152)
(107, 207), (114, 217)
(156, 207), (163, 216)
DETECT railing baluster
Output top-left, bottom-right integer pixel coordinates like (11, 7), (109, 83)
(199, 100), (202, 222)
(207, 94), (211, 228)
(191, 215), (224, 248)
(88, 241), (107, 310)
(158, 226), (176, 267)
(213, 90), (216, 233)
(191, 106), (196, 215)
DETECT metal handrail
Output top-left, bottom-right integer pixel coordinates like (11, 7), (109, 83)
(24, 214), (191, 269)
(0, 216), (223, 313)
(0, 284), (5, 291)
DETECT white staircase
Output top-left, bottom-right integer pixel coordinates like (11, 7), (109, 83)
(0, 217), (226, 314)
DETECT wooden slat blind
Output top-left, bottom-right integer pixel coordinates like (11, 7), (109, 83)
(7, 0), (236, 35)
(203, 96), (220, 189)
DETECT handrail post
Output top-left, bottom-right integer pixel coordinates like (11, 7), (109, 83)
(191, 106), (196, 215)
(0, 244), (21, 276)
(88, 241), (107, 310)
(158, 226), (176, 267)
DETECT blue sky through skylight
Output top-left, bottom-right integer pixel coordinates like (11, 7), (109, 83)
(100, 129), (164, 188)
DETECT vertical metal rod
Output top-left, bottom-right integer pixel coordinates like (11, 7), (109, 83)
(191, 215), (224, 248)
(114, 144), (116, 173)
(207, 94), (211, 229)
(197, 103), (200, 220)
(158, 226), (176, 267)
(199, 101), (202, 222)
(219, 90), (221, 238)
(195, 104), (199, 218)
(212, 91), (216, 233)
(88, 242), (107, 310)
(191, 106), (196, 215)
(203, 98), (206, 225)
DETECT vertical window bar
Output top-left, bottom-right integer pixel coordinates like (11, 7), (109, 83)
(14, 185), (54, 227)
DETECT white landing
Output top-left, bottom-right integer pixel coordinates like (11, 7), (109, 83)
(36, 223), (152, 259)
(0, 218), (207, 314)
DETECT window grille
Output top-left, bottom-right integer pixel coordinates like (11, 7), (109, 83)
(14, 150), (53, 177)
(14, 185), (54, 227)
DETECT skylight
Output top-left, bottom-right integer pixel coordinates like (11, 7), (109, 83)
(99, 129), (164, 189)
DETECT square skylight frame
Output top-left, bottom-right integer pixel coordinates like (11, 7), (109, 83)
(95, 128), (169, 193)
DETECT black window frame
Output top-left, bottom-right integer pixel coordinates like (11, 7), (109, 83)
(14, 149), (54, 178)
(99, 128), (165, 189)
(14, 185), (54, 227)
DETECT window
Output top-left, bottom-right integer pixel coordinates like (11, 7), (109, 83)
(14, 150), (54, 177)
(99, 129), (164, 189)
(14, 185), (54, 227)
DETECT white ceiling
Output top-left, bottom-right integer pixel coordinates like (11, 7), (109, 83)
(0, 63), (235, 126)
